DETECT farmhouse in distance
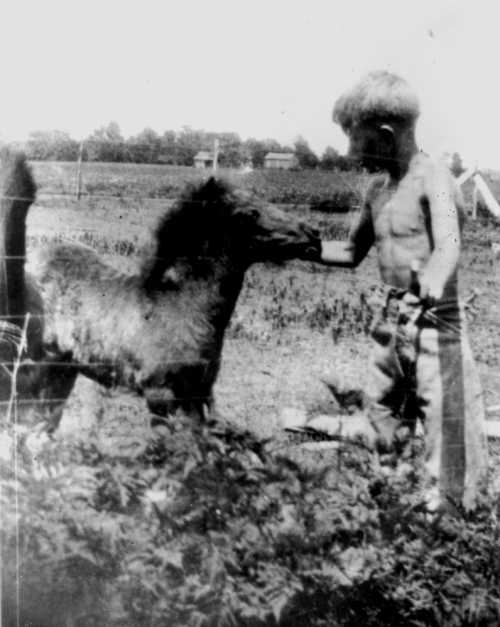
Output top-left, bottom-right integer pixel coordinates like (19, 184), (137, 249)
(264, 152), (298, 170)
(194, 150), (216, 169)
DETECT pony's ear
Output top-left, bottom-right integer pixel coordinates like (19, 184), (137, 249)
(204, 176), (218, 188)
(201, 177), (229, 204)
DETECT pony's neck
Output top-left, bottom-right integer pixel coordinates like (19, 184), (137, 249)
(160, 260), (246, 349)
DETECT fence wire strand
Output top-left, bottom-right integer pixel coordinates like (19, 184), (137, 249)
(0, 162), (497, 432)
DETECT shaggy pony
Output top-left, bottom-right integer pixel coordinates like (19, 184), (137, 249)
(0, 150), (321, 429)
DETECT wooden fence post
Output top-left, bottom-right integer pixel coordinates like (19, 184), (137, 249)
(456, 164), (500, 221)
(213, 139), (219, 173)
(456, 167), (476, 187)
(472, 183), (478, 220)
(75, 141), (84, 200)
(473, 173), (500, 220)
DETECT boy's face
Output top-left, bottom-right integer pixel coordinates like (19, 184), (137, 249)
(347, 122), (396, 173)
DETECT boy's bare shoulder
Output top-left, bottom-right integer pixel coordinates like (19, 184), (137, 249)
(409, 152), (456, 185)
(410, 152), (465, 218)
(363, 154), (457, 205)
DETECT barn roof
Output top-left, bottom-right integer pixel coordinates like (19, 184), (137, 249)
(264, 152), (296, 160)
(194, 150), (214, 160)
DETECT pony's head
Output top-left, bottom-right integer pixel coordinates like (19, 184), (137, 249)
(143, 178), (321, 288)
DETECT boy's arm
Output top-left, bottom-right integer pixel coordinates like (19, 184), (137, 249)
(419, 163), (461, 302)
(320, 201), (375, 267)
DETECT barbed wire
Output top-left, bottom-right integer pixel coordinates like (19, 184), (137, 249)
(0, 164), (496, 401)
(0, 358), (211, 368)
(0, 190), (364, 204)
(37, 192), (175, 202)
(0, 394), (214, 405)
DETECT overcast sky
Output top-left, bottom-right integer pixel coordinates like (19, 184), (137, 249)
(1, 0), (499, 167)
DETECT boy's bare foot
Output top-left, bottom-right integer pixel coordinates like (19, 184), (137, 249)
(306, 413), (378, 448)
(320, 374), (364, 412)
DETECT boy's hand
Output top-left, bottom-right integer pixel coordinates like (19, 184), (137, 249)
(320, 241), (338, 263)
(321, 241), (339, 262)
(320, 240), (355, 266)
(417, 272), (444, 307)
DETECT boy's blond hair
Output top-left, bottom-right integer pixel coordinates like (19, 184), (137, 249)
(333, 71), (420, 132)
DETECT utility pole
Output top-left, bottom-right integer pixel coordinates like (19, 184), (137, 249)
(75, 141), (84, 200)
(213, 138), (219, 173)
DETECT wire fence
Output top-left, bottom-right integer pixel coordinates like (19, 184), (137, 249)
(0, 156), (354, 408)
(23, 137), (370, 205)
(0, 140), (497, 627)
(0, 155), (498, 427)
(0, 157), (498, 626)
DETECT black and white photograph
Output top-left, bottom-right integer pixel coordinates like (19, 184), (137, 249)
(1, 1), (500, 625)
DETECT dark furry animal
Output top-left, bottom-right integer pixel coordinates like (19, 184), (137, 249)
(0, 149), (38, 414)
(0, 149), (321, 429)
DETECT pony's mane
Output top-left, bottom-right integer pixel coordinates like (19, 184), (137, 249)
(141, 177), (244, 290)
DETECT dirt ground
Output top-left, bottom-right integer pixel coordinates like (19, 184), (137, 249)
(25, 198), (499, 445)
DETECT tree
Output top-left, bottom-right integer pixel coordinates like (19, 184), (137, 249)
(126, 127), (161, 163)
(450, 152), (465, 178)
(320, 147), (357, 172)
(86, 122), (125, 162)
(294, 136), (319, 169)
(320, 146), (341, 170)
(26, 130), (79, 161)
(216, 132), (244, 168)
(176, 126), (205, 166)
(159, 130), (177, 164)
(244, 138), (268, 168)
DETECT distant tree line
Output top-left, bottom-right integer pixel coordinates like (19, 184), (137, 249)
(23, 122), (354, 171)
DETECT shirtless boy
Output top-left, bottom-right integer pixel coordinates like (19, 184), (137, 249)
(319, 71), (487, 510)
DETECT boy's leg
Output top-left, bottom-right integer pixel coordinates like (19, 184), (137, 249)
(458, 324), (488, 508)
(416, 307), (488, 510)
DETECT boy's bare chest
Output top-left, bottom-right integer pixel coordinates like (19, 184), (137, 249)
(371, 181), (427, 240)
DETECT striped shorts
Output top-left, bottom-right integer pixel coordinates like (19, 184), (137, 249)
(366, 289), (488, 510)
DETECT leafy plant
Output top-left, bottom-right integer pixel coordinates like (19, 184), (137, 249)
(2, 417), (500, 627)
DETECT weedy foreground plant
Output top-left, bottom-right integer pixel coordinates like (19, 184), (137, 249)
(4, 161), (499, 625)
(2, 414), (500, 627)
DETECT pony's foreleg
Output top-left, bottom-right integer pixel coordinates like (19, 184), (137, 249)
(6, 357), (78, 432)
(143, 361), (213, 427)
(146, 388), (177, 427)
(145, 389), (208, 428)
(38, 359), (79, 433)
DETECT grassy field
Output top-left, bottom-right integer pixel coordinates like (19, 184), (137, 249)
(31, 160), (367, 205)
(4, 161), (500, 626)
(26, 161), (500, 434)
